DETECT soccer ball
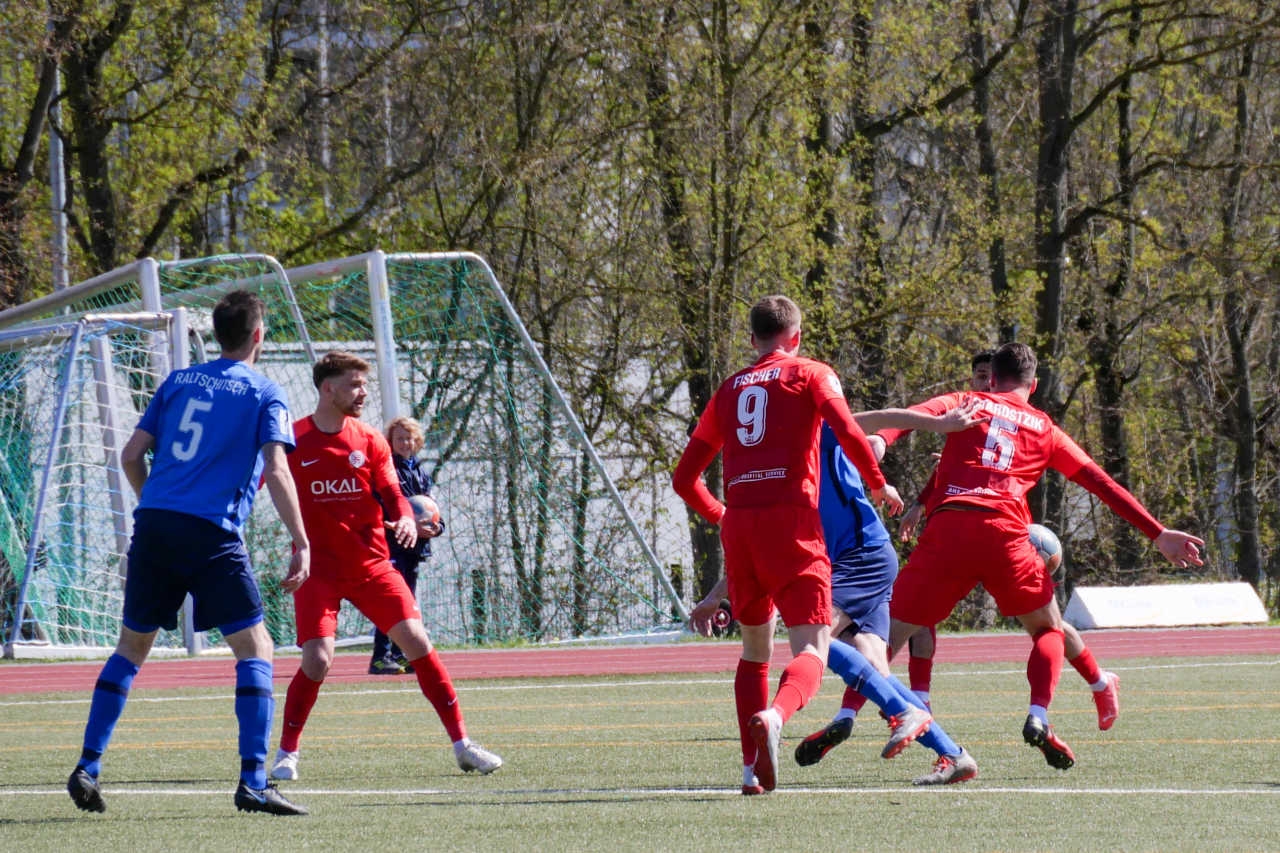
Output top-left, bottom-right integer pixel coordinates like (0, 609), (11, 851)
(1028, 523), (1062, 574)
(408, 494), (441, 526)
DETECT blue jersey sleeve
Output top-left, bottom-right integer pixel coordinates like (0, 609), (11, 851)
(136, 376), (171, 437)
(258, 386), (295, 452)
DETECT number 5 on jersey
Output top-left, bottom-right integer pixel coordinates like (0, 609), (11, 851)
(172, 398), (213, 461)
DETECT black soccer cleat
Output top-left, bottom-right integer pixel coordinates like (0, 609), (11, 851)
(234, 780), (310, 815)
(1022, 714), (1075, 770)
(794, 717), (854, 767)
(67, 767), (106, 813)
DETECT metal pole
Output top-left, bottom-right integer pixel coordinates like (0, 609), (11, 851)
(7, 320), (85, 651)
(49, 66), (69, 292)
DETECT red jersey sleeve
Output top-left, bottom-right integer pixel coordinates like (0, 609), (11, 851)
(876, 393), (965, 447)
(818, 397), (886, 490)
(371, 433), (413, 521)
(1048, 428), (1163, 539)
(672, 436), (726, 525)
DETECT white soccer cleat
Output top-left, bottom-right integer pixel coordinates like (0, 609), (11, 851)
(456, 742), (503, 774)
(270, 748), (299, 781)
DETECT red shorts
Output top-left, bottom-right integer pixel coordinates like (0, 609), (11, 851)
(720, 504), (831, 628)
(890, 509), (1053, 626)
(292, 560), (421, 645)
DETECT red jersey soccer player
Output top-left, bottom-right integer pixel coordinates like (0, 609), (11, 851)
(270, 351), (502, 781)
(673, 295), (911, 795)
(877, 342), (1203, 770)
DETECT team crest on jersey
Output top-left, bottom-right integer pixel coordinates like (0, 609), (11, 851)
(348, 450), (366, 468)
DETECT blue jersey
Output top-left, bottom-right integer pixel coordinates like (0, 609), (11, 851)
(136, 358), (294, 533)
(818, 423), (891, 560)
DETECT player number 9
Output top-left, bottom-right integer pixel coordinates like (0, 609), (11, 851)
(736, 386), (767, 447)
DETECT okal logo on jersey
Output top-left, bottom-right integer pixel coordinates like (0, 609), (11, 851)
(348, 450), (366, 468)
(311, 477), (361, 496)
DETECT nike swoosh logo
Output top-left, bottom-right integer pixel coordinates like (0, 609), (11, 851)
(300, 459), (319, 467)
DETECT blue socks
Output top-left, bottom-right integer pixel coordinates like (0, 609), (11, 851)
(825, 639), (911, 716)
(234, 657), (274, 789)
(885, 674), (961, 757)
(77, 653), (140, 778)
(826, 640), (963, 758)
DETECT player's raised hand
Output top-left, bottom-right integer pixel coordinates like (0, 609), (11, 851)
(870, 483), (904, 516)
(938, 397), (989, 432)
(385, 516), (418, 549)
(281, 544), (310, 593)
(1154, 529), (1205, 568)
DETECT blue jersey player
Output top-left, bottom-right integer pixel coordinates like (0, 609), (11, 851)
(793, 423), (978, 784)
(691, 418), (981, 786)
(67, 290), (312, 816)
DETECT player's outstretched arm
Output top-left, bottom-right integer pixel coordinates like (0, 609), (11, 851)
(262, 442), (310, 592)
(856, 398), (987, 435)
(1154, 529), (1205, 568)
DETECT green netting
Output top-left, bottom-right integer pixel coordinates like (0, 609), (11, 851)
(1, 316), (179, 649)
(0, 252), (686, 652)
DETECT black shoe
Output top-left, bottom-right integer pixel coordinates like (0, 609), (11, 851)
(794, 717), (854, 767)
(234, 780), (309, 815)
(67, 767), (106, 813)
(368, 657), (403, 675)
(393, 653), (414, 674)
(1022, 714), (1075, 770)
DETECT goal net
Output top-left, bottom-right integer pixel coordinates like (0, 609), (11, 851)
(1, 252), (688, 655)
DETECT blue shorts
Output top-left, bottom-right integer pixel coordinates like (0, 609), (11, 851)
(829, 538), (898, 642)
(122, 508), (263, 635)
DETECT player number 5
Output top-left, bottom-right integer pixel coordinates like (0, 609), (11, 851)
(982, 416), (1016, 471)
(172, 398), (213, 461)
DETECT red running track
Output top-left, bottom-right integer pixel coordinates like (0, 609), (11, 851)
(1, 625), (1276, 696)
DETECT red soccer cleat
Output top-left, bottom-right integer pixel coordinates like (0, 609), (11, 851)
(1093, 671), (1120, 731)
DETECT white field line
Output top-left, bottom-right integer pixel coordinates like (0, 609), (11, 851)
(1, 657), (1276, 708)
(6, 784), (1280, 799)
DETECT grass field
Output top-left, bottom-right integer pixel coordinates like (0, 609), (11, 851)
(2, 654), (1277, 852)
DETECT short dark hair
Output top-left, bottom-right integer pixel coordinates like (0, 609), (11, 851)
(991, 342), (1037, 386)
(211, 290), (265, 351)
(749, 295), (802, 340)
(313, 350), (371, 389)
(971, 349), (995, 370)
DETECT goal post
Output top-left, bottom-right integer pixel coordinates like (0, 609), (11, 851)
(1, 312), (184, 655)
(0, 251), (697, 655)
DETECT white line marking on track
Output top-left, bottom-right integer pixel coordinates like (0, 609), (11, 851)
(6, 784), (1280, 798)
(2, 658), (1273, 709)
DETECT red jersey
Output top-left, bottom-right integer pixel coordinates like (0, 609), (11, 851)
(887, 391), (1162, 538)
(290, 415), (414, 576)
(673, 351), (885, 520)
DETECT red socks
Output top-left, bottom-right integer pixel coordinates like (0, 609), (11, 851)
(410, 649), (466, 742)
(1027, 627), (1065, 709)
(279, 668), (323, 752)
(1068, 646), (1102, 685)
(908, 654), (933, 694)
(734, 659), (769, 765)
(771, 651), (825, 722)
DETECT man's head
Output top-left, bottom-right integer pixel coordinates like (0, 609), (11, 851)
(313, 351), (372, 417)
(212, 290), (266, 355)
(969, 349), (995, 391)
(990, 342), (1038, 391)
(749, 295), (802, 353)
